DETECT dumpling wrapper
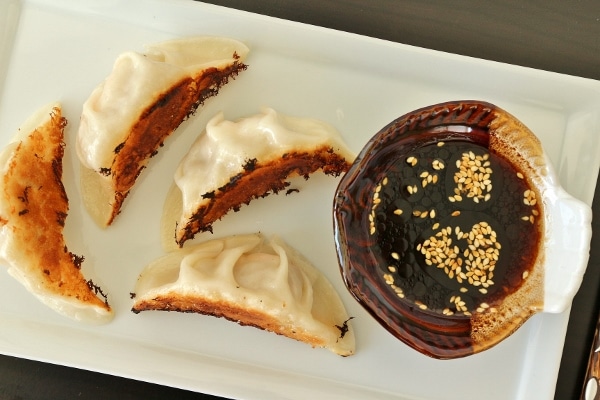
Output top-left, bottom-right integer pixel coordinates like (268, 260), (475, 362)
(0, 104), (113, 324)
(131, 233), (355, 356)
(77, 36), (249, 227)
(161, 108), (356, 250)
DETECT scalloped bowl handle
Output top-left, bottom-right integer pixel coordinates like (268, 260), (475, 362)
(543, 184), (592, 313)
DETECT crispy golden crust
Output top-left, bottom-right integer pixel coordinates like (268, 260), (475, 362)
(1, 107), (110, 311)
(175, 146), (351, 246)
(132, 294), (328, 349)
(105, 60), (248, 225)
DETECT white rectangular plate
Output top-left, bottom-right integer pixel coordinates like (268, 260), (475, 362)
(0, 1), (599, 399)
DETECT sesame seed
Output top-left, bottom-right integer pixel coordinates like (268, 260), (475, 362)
(391, 252), (400, 260)
(432, 159), (445, 170)
(437, 142), (445, 147)
(383, 273), (394, 284)
(393, 209), (403, 215)
(517, 172), (524, 179)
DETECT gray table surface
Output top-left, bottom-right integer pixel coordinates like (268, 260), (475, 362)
(1, 1), (599, 399)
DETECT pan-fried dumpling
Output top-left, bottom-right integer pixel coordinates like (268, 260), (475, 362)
(131, 233), (355, 356)
(161, 108), (355, 249)
(77, 36), (249, 227)
(0, 104), (113, 323)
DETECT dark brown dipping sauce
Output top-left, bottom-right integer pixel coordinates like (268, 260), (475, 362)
(369, 131), (541, 317)
(334, 102), (544, 358)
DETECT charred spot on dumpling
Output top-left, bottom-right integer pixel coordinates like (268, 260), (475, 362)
(86, 279), (109, 305)
(99, 167), (111, 176)
(70, 253), (85, 269)
(201, 191), (215, 199)
(243, 158), (258, 172)
(18, 186), (30, 204)
(336, 316), (355, 339)
(56, 211), (67, 227)
(114, 142), (125, 154)
(218, 172), (244, 192)
(188, 59), (248, 119)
